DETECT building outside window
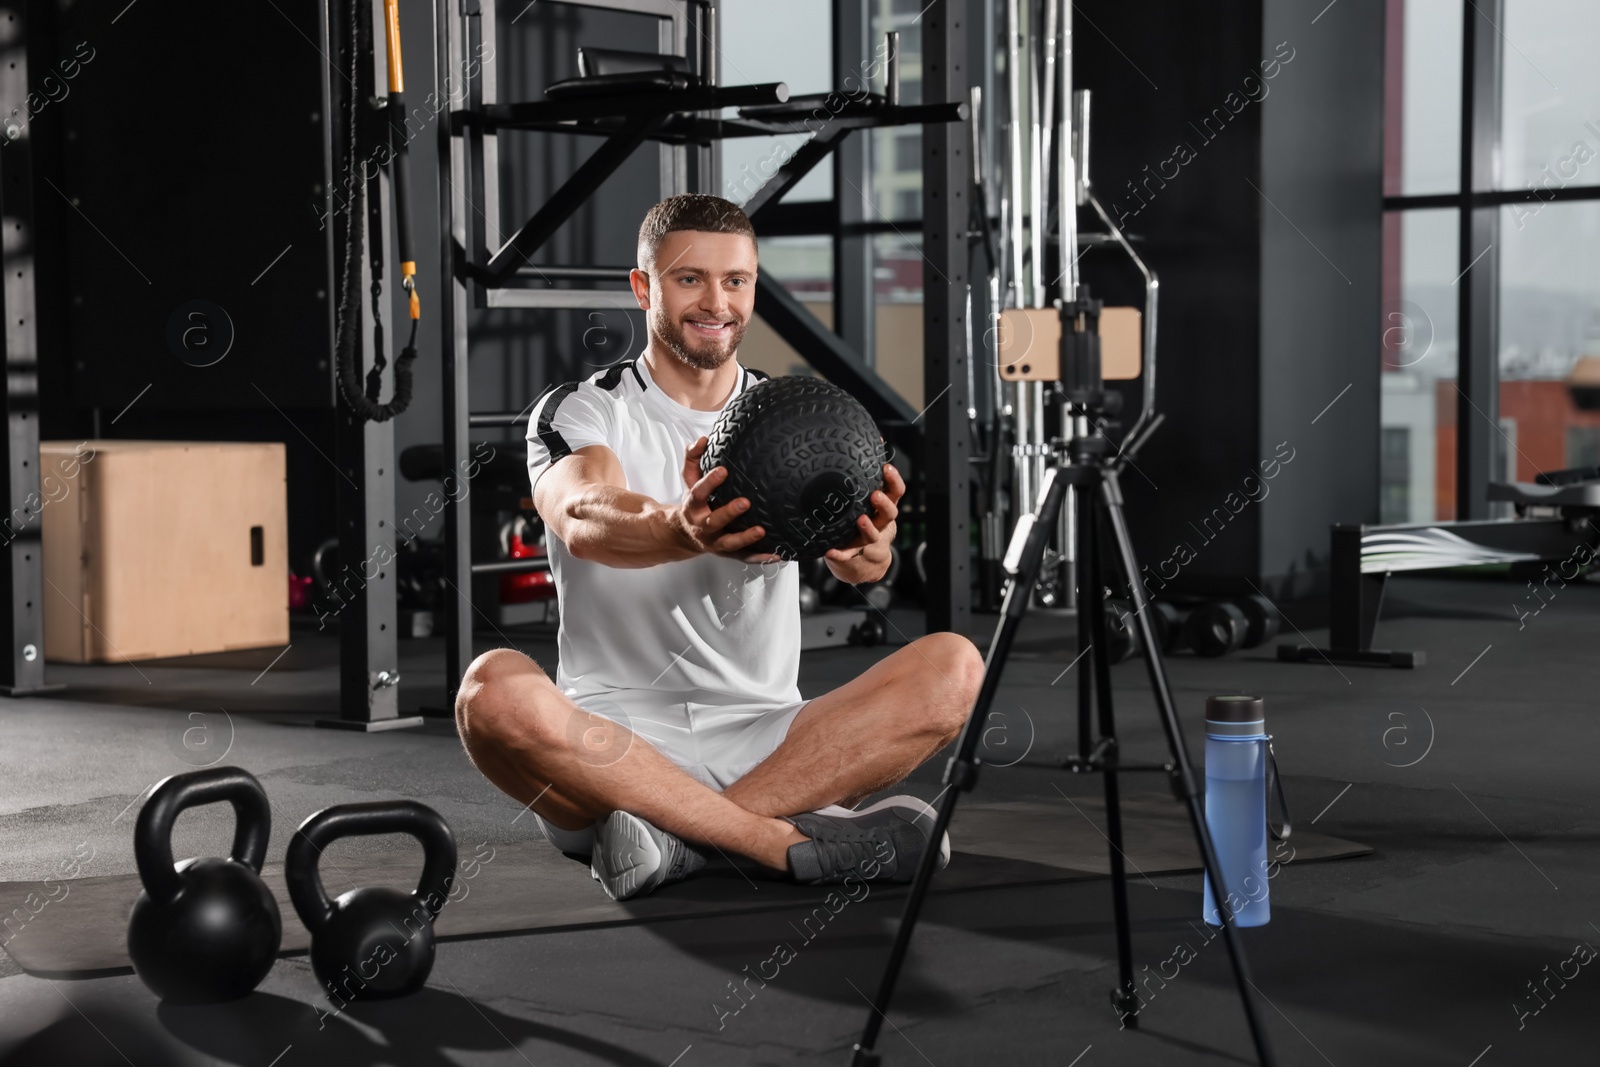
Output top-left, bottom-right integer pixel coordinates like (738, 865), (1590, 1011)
(1383, 0), (1600, 520)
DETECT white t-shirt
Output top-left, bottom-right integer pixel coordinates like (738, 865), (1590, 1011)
(525, 356), (801, 706)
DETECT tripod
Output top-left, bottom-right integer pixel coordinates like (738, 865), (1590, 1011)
(849, 291), (1276, 1066)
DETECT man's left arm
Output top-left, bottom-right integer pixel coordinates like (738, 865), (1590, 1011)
(823, 462), (905, 585)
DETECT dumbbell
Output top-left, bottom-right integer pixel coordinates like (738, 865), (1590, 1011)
(848, 616), (885, 647)
(860, 582), (893, 612)
(1150, 601), (1186, 654)
(1183, 600), (1249, 657)
(1230, 594), (1281, 649)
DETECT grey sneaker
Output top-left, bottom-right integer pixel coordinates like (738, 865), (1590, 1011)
(784, 795), (951, 885)
(590, 810), (708, 901)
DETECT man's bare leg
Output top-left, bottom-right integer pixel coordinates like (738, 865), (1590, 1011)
(721, 632), (985, 818)
(457, 632), (982, 868)
(455, 648), (804, 870)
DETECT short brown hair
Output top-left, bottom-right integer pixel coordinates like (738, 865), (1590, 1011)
(637, 194), (756, 271)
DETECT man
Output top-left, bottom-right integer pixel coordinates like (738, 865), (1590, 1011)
(455, 194), (984, 901)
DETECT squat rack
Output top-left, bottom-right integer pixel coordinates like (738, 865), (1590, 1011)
(432, 0), (972, 706)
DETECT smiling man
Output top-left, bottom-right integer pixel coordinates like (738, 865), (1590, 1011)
(454, 194), (984, 901)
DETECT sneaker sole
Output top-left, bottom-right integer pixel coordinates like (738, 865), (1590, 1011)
(590, 811), (662, 901)
(835, 795), (952, 870)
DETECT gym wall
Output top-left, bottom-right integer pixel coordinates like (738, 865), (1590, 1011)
(33, 0), (343, 573)
(1078, 0), (1384, 601)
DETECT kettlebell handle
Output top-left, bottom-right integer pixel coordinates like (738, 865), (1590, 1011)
(285, 801), (458, 934)
(134, 766), (273, 906)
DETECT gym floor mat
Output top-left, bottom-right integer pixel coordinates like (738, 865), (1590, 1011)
(0, 792), (1367, 978)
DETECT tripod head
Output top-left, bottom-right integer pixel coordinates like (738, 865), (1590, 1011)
(1048, 283), (1126, 467)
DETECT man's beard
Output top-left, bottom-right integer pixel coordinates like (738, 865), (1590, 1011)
(650, 306), (747, 371)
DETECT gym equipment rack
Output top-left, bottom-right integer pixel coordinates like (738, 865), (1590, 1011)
(432, 0), (972, 707)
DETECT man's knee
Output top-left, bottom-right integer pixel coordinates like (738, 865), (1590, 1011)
(918, 632), (983, 693)
(913, 632), (984, 738)
(456, 647), (548, 743)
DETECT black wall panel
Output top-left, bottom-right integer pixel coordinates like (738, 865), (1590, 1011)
(53, 0), (336, 411)
(1077, 0), (1383, 599)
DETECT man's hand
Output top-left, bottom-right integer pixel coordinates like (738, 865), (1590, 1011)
(669, 437), (783, 563)
(824, 462), (904, 584)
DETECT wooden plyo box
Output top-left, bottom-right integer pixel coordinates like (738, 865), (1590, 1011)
(39, 441), (288, 663)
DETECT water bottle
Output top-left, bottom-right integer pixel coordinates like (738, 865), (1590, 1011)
(1201, 694), (1270, 928)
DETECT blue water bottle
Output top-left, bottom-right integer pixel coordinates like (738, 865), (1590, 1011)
(1202, 694), (1270, 928)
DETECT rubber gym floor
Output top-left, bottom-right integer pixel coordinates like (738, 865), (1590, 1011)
(0, 573), (1595, 1066)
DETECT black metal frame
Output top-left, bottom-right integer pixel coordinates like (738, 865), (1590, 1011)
(832, 0), (875, 370)
(0, 0), (58, 697)
(434, 0), (971, 705)
(324, 0), (418, 730)
(919, 0), (972, 636)
(1380, 0), (1600, 521)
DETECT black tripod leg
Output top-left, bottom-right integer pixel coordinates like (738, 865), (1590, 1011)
(1074, 482), (1094, 765)
(851, 470), (1071, 1066)
(1098, 469), (1277, 1066)
(1079, 490), (1140, 1025)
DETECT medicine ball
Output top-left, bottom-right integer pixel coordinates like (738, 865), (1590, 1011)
(702, 376), (886, 561)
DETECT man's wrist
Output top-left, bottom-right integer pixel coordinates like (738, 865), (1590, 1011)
(652, 502), (701, 560)
(826, 546), (887, 584)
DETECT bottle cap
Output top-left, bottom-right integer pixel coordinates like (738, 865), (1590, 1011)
(1205, 694), (1266, 737)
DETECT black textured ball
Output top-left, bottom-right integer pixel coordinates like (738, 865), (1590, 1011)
(701, 376), (885, 561)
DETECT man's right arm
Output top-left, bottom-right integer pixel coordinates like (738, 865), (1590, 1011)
(534, 444), (698, 568)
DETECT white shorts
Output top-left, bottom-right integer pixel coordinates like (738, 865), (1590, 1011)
(534, 689), (811, 856)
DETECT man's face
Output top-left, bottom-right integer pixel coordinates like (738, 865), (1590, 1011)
(632, 229), (758, 371)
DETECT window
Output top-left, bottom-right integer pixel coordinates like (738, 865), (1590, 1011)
(1498, 200), (1600, 479)
(1389, 0), (1463, 196)
(1495, 416), (1517, 484)
(1381, 208), (1457, 520)
(1384, 0), (1600, 518)
(872, 233), (925, 409)
(1499, 0), (1600, 191)
(1381, 427), (1413, 523)
(870, 2), (922, 215)
(719, 1), (833, 204)
(737, 236), (835, 381)
(894, 133), (921, 173)
(1566, 425), (1600, 470)
(757, 235), (833, 302)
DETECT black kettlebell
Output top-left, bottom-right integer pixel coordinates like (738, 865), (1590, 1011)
(701, 376), (886, 561)
(286, 801), (457, 1002)
(126, 766), (281, 1003)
